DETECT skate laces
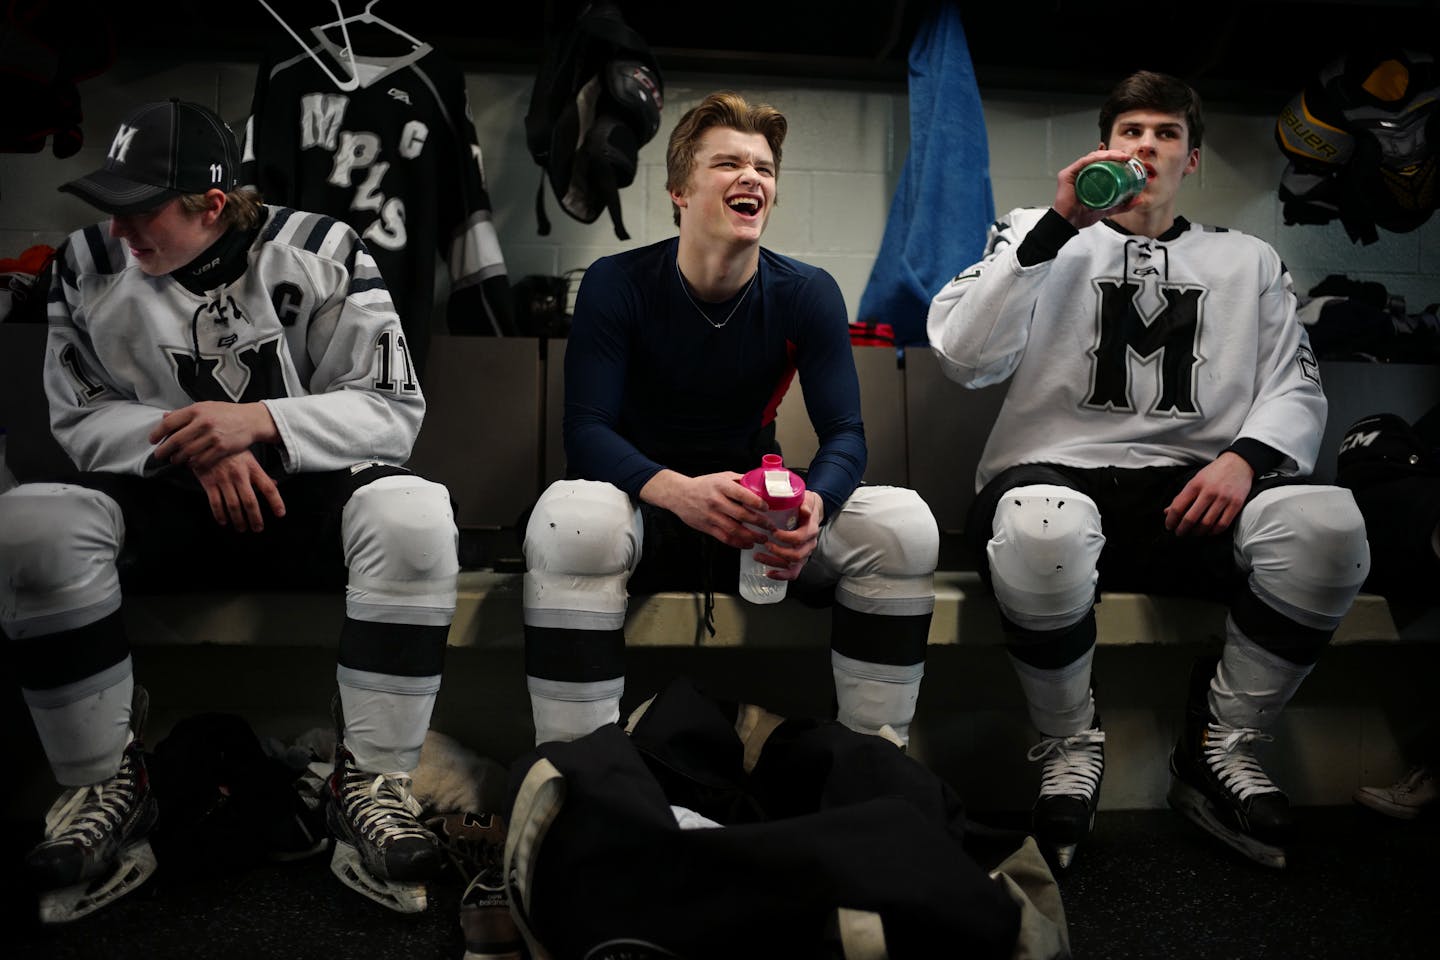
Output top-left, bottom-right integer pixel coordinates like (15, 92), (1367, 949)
(1203, 722), (1279, 801)
(426, 812), (505, 881)
(338, 765), (433, 845)
(43, 755), (140, 845)
(1029, 728), (1106, 799)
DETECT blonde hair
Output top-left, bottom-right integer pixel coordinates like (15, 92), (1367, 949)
(179, 187), (265, 231)
(665, 92), (787, 226)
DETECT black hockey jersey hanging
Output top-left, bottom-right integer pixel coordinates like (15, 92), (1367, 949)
(525, 1), (663, 241)
(242, 28), (516, 377)
(1275, 49), (1440, 245)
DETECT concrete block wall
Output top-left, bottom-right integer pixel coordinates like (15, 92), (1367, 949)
(3, 59), (1436, 321)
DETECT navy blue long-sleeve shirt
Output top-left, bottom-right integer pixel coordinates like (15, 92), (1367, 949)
(563, 238), (866, 517)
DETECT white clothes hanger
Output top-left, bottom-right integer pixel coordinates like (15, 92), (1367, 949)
(253, 2), (423, 92)
(254, 0), (360, 91)
(312, 0), (423, 49)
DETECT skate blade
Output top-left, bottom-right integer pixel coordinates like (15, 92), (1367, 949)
(1168, 778), (1287, 870)
(39, 840), (158, 924)
(330, 841), (428, 914)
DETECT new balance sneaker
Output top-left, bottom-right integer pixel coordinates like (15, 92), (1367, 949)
(1168, 664), (1290, 869)
(428, 811), (523, 960)
(1354, 764), (1438, 820)
(326, 699), (440, 913)
(1027, 719), (1106, 870)
(27, 685), (159, 923)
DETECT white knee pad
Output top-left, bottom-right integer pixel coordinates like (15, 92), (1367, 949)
(987, 485), (1104, 632)
(0, 483), (125, 639)
(1235, 485), (1371, 627)
(523, 480), (642, 631)
(342, 476), (459, 627)
(808, 486), (939, 617)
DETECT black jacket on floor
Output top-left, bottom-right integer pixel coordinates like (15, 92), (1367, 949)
(504, 677), (1024, 959)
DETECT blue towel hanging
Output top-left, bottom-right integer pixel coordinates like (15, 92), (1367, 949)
(857, 2), (994, 347)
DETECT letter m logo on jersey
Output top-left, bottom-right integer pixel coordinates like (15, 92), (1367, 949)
(1084, 279), (1206, 417)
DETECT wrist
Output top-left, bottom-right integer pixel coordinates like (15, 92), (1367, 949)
(252, 401), (281, 445)
(806, 490), (825, 525)
(1221, 439), (1283, 477)
(1018, 209), (1080, 266)
(639, 469), (682, 509)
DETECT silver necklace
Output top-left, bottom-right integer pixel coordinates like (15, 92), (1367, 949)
(675, 258), (756, 330)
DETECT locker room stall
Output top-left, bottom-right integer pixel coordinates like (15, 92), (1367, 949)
(543, 338), (568, 487)
(771, 344), (909, 487)
(405, 335), (544, 530)
(903, 347), (1009, 539)
(0, 323), (76, 483)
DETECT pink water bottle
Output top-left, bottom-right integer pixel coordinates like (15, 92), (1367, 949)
(737, 454), (806, 604)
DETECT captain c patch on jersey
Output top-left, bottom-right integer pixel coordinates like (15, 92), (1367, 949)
(1296, 343), (1321, 386)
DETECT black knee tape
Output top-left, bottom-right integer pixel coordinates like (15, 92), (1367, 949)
(338, 618), (448, 677)
(1230, 588), (1331, 666)
(524, 626), (626, 683)
(830, 604), (930, 667)
(1002, 609), (1097, 670)
(13, 611), (130, 690)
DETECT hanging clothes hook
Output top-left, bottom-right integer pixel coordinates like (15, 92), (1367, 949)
(253, 0), (360, 92)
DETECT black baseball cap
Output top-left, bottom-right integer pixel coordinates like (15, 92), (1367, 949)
(59, 99), (240, 216)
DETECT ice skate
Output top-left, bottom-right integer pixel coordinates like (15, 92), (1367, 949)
(27, 685), (159, 924)
(1027, 721), (1105, 870)
(1168, 675), (1290, 870)
(326, 701), (440, 914)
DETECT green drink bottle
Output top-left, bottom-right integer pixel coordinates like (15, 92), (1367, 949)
(1074, 157), (1148, 209)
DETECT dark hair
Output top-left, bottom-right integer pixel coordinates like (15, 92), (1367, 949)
(665, 91), (787, 226)
(1098, 71), (1204, 150)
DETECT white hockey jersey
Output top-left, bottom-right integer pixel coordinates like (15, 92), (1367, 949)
(45, 207), (424, 476)
(927, 209), (1326, 491)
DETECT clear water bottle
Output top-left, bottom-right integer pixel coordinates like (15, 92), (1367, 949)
(1074, 157), (1148, 209)
(737, 454), (806, 604)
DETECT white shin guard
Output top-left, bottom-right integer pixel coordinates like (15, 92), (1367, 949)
(1209, 621), (1313, 731)
(831, 651), (924, 746)
(25, 665), (134, 787)
(1008, 647), (1097, 737)
(527, 676), (624, 745)
(337, 676), (438, 774)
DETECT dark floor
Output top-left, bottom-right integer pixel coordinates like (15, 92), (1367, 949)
(3, 804), (1433, 960)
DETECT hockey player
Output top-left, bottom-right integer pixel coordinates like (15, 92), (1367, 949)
(927, 71), (1371, 870)
(0, 99), (459, 920)
(522, 92), (940, 748)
